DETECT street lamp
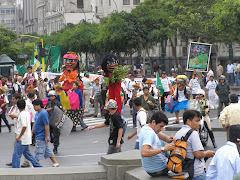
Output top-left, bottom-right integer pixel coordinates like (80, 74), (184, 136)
(112, 0), (118, 12)
(52, 10), (66, 27)
(69, 1), (86, 22)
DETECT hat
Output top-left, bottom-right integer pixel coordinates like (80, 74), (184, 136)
(48, 90), (57, 96)
(145, 79), (154, 84)
(219, 75), (226, 80)
(26, 86), (35, 92)
(27, 66), (32, 69)
(0, 87), (5, 93)
(54, 83), (63, 89)
(50, 76), (55, 80)
(196, 89), (205, 96)
(133, 83), (141, 88)
(162, 71), (167, 74)
(105, 99), (117, 109)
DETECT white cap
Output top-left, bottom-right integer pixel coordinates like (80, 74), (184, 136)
(196, 89), (205, 96)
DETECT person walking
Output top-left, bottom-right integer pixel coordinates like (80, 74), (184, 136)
(92, 78), (102, 118)
(32, 99), (60, 167)
(82, 73), (92, 113)
(0, 87), (11, 132)
(206, 75), (218, 109)
(219, 94), (240, 139)
(140, 87), (157, 118)
(45, 90), (62, 154)
(215, 75), (230, 117)
(160, 71), (171, 111)
(12, 99), (42, 168)
(88, 99), (123, 154)
(227, 61), (235, 86)
(217, 62), (223, 80)
(189, 73), (201, 99)
(235, 61), (240, 85)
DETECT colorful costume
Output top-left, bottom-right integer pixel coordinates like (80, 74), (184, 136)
(59, 53), (83, 92)
(101, 55), (122, 114)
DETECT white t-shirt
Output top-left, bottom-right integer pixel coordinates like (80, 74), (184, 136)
(174, 87), (190, 102)
(149, 85), (158, 99)
(136, 107), (147, 142)
(160, 77), (171, 92)
(121, 82), (126, 92)
(189, 78), (201, 95)
(16, 110), (32, 145)
(26, 99), (36, 123)
(127, 80), (136, 98)
(175, 125), (204, 177)
(9, 104), (20, 133)
(206, 80), (217, 94)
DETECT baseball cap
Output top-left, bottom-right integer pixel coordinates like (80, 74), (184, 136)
(105, 99), (117, 109)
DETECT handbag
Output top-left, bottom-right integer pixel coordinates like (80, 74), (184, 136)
(165, 95), (174, 110)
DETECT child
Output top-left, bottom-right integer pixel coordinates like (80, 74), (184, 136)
(196, 89), (217, 148)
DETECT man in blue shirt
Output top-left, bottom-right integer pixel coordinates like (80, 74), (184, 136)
(33, 99), (60, 167)
(139, 111), (175, 177)
(207, 125), (240, 180)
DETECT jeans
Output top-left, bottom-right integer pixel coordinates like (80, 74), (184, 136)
(132, 106), (137, 127)
(94, 95), (102, 116)
(192, 171), (206, 180)
(236, 72), (240, 85)
(147, 168), (168, 177)
(121, 100), (125, 115)
(0, 112), (11, 132)
(227, 73), (234, 85)
(134, 142), (139, 150)
(161, 92), (169, 111)
(50, 125), (60, 148)
(218, 100), (229, 117)
(12, 141), (42, 168)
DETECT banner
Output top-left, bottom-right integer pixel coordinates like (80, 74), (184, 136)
(187, 42), (212, 72)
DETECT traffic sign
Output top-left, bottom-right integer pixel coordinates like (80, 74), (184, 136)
(17, 54), (28, 59)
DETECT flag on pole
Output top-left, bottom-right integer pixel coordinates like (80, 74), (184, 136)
(156, 72), (164, 96)
(33, 58), (40, 71)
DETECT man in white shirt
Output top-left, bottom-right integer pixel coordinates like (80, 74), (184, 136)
(206, 68), (214, 82)
(160, 71), (171, 111)
(13, 76), (23, 94)
(227, 61), (235, 86)
(12, 99), (42, 168)
(206, 125), (240, 180)
(23, 66), (38, 83)
(126, 74), (136, 114)
(82, 73), (92, 113)
(235, 61), (240, 86)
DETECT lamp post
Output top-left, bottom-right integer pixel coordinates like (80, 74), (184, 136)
(112, 0), (118, 12)
(70, 1), (86, 22)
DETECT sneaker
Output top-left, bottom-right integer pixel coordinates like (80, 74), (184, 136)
(6, 162), (12, 166)
(81, 126), (88, 130)
(21, 162), (30, 168)
(53, 163), (60, 167)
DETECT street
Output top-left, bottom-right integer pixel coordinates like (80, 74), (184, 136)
(0, 105), (226, 168)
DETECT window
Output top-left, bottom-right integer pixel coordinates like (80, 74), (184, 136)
(11, 9), (15, 14)
(77, 0), (84, 8)
(6, 9), (10, 14)
(109, 0), (111, 6)
(133, 0), (140, 5)
(100, 0), (103, 6)
(0, 10), (5, 14)
(123, 0), (130, 5)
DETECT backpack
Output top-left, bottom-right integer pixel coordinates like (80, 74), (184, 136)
(167, 129), (194, 179)
(121, 115), (127, 137)
(138, 108), (151, 124)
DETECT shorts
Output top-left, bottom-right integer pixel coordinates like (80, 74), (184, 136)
(35, 140), (54, 160)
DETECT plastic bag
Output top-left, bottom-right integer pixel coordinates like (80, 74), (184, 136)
(165, 95), (174, 110)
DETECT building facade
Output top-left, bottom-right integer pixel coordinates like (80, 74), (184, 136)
(0, 2), (16, 31)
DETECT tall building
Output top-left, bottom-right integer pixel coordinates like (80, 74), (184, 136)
(0, 1), (16, 31)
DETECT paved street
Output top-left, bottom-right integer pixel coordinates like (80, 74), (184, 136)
(0, 105), (226, 169)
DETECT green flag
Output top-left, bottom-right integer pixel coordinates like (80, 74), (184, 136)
(50, 45), (61, 72)
(157, 72), (164, 96)
(17, 65), (27, 75)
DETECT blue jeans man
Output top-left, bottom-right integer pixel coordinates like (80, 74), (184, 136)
(235, 72), (240, 85)
(227, 73), (234, 86)
(12, 141), (42, 168)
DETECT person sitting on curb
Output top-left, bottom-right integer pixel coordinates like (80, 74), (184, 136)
(139, 111), (175, 177)
(128, 97), (176, 150)
(206, 125), (240, 180)
(175, 110), (215, 179)
(88, 99), (123, 154)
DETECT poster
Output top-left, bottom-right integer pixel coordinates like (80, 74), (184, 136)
(187, 42), (212, 72)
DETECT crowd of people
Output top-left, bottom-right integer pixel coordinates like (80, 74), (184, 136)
(0, 61), (239, 180)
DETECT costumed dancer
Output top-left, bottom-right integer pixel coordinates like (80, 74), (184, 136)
(59, 52), (83, 92)
(101, 55), (124, 114)
(196, 89), (217, 148)
(165, 75), (192, 124)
